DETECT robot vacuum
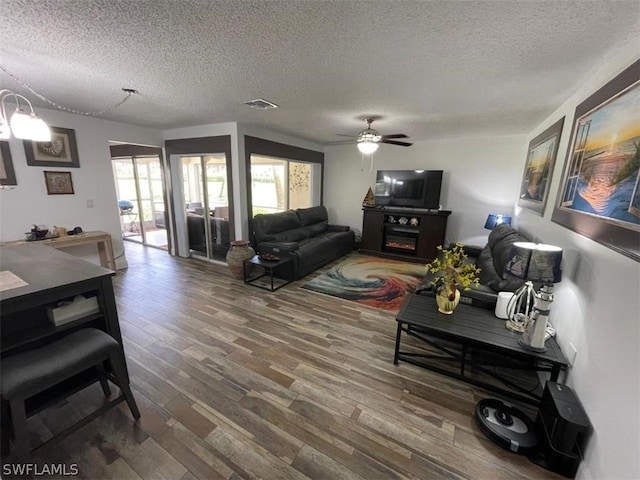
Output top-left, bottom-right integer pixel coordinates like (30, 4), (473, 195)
(475, 398), (539, 453)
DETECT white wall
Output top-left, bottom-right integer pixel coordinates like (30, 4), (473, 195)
(515, 44), (640, 480)
(0, 107), (163, 269)
(323, 134), (526, 246)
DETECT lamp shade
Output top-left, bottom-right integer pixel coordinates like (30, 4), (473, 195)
(504, 242), (562, 284)
(357, 141), (379, 154)
(9, 109), (33, 139)
(29, 115), (51, 142)
(484, 214), (512, 230)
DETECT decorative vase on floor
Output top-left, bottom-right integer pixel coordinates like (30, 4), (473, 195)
(226, 240), (255, 279)
(436, 284), (460, 314)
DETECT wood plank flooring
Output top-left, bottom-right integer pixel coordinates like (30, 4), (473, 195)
(14, 244), (563, 479)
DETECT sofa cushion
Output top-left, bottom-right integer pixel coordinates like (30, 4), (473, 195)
(257, 241), (300, 254)
(302, 221), (328, 237)
(253, 210), (301, 243)
(262, 227), (308, 243)
(488, 225), (525, 273)
(295, 236), (338, 276)
(296, 206), (328, 226)
(478, 224), (530, 291)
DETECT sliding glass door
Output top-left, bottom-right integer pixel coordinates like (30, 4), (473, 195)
(180, 154), (230, 262)
(112, 155), (168, 249)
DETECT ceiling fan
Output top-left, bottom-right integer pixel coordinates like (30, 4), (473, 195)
(337, 117), (413, 154)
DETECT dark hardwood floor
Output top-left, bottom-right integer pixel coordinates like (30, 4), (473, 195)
(18, 243), (562, 479)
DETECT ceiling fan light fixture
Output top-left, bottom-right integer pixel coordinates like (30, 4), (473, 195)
(357, 140), (379, 154)
(356, 126), (381, 154)
(341, 118), (410, 155)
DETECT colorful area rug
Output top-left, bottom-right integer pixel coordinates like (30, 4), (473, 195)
(301, 254), (427, 312)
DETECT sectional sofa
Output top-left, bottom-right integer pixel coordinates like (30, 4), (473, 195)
(416, 224), (531, 309)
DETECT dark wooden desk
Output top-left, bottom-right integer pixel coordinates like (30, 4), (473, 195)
(1, 245), (133, 455)
(394, 294), (569, 405)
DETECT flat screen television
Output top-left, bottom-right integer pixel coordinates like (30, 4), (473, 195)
(374, 169), (443, 209)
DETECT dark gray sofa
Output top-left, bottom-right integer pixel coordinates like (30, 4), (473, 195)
(415, 224), (531, 309)
(252, 206), (355, 279)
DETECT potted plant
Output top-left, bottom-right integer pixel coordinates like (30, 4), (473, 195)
(425, 243), (481, 314)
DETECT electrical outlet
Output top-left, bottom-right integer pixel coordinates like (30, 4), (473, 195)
(569, 342), (578, 366)
(86, 199), (94, 208)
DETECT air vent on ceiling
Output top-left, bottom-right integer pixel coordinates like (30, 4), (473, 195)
(242, 98), (279, 110)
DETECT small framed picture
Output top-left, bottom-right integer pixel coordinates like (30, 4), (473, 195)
(44, 171), (74, 195)
(518, 117), (564, 216)
(0, 141), (17, 186)
(24, 126), (80, 168)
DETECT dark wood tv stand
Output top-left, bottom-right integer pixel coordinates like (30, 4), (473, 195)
(360, 207), (450, 263)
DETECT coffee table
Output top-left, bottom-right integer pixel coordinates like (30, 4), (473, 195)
(394, 294), (569, 405)
(244, 255), (294, 291)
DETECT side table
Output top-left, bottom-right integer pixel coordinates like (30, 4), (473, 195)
(394, 294), (569, 405)
(244, 255), (294, 292)
(0, 231), (117, 271)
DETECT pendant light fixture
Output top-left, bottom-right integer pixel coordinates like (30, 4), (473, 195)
(0, 89), (51, 141)
(1, 64), (139, 143)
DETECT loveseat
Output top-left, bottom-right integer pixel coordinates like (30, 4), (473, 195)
(252, 206), (355, 279)
(415, 223), (531, 309)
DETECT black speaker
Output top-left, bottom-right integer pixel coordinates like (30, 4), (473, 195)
(530, 382), (591, 478)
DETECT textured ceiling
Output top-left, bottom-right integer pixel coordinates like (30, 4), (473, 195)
(1, 0), (639, 145)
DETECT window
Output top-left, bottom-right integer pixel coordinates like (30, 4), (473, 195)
(250, 155), (315, 215)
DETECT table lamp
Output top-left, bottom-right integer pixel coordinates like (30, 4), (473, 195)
(484, 214), (512, 230)
(504, 242), (562, 352)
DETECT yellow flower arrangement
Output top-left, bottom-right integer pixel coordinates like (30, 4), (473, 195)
(426, 243), (481, 300)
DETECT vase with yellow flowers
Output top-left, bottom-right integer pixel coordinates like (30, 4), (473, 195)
(425, 243), (481, 314)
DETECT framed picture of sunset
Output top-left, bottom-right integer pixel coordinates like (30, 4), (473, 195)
(552, 59), (640, 261)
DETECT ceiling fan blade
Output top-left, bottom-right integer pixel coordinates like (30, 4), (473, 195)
(381, 139), (413, 147)
(335, 134), (357, 138)
(381, 134), (409, 139)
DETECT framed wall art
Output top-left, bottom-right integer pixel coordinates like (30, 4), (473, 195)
(44, 171), (74, 195)
(552, 59), (640, 262)
(518, 117), (564, 215)
(24, 126), (80, 168)
(0, 141), (17, 186)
